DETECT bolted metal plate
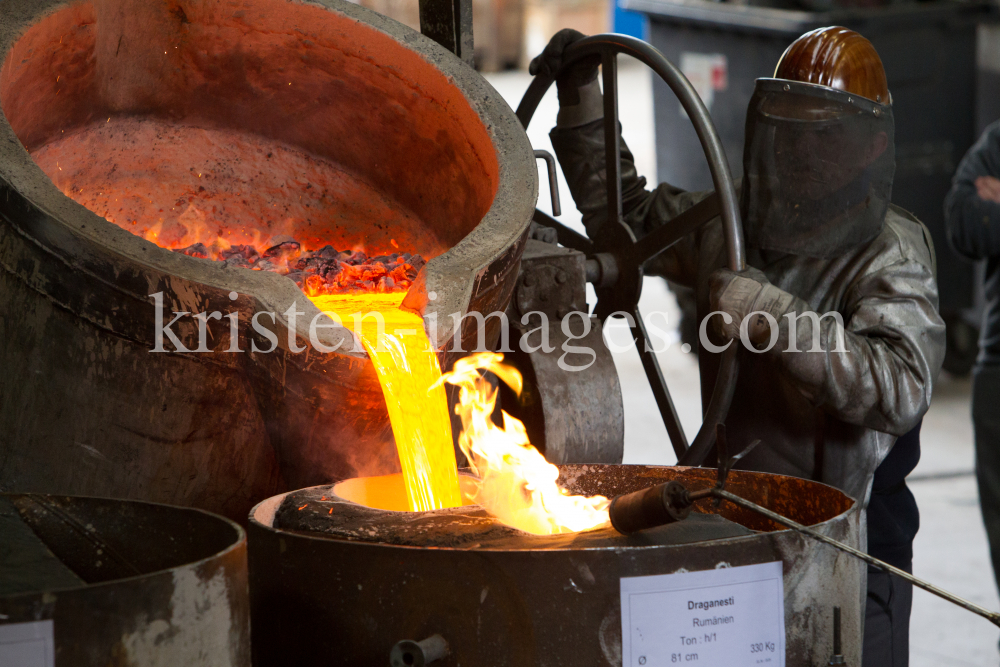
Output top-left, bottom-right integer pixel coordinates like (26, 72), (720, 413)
(513, 240), (588, 319)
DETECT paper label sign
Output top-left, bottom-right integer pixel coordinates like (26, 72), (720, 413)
(620, 561), (784, 667)
(0, 620), (55, 667)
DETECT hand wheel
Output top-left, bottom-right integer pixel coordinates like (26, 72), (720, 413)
(515, 33), (746, 467)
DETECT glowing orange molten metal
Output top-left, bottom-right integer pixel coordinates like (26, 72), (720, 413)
(311, 296), (609, 535)
(310, 292), (463, 512)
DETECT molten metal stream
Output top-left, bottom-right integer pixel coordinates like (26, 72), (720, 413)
(310, 293), (463, 512)
(311, 295), (610, 534)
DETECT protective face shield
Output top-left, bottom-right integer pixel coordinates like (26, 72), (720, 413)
(741, 78), (895, 259)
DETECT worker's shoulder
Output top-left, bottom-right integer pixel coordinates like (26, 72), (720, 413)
(873, 205), (937, 273)
(979, 119), (1000, 148)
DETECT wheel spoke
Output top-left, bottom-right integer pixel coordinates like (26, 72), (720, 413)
(532, 209), (594, 255)
(630, 306), (689, 459)
(633, 193), (721, 265)
(602, 52), (623, 228)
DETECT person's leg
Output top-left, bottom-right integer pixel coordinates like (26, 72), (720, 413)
(863, 565), (913, 667)
(973, 366), (1000, 597)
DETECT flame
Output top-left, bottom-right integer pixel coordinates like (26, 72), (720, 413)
(438, 352), (611, 535)
(310, 292), (463, 512)
(309, 297), (608, 535)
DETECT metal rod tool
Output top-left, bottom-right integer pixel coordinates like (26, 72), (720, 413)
(707, 487), (1000, 628)
(609, 480), (1000, 628)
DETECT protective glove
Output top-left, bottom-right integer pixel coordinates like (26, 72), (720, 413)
(709, 267), (796, 349)
(528, 29), (600, 107)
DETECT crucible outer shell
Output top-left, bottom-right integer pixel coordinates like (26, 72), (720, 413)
(0, 0), (536, 522)
(248, 464), (863, 666)
(0, 493), (250, 666)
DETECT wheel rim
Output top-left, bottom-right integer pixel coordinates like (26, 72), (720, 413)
(515, 33), (745, 466)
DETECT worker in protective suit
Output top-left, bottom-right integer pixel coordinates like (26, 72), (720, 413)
(533, 26), (944, 666)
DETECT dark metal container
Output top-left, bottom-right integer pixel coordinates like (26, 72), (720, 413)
(0, 0), (536, 522)
(247, 464), (863, 666)
(625, 0), (990, 318)
(0, 493), (250, 666)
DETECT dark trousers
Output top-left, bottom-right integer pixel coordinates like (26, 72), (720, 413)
(973, 366), (1000, 599)
(862, 422), (921, 667)
(862, 564), (913, 667)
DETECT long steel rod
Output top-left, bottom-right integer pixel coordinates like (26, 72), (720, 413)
(705, 488), (1000, 628)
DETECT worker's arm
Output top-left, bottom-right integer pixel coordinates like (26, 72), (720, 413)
(945, 120), (1000, 260)
(533, 31), (701, 287)
(548, 85), (703, 287)
(711, 220), (945, 436)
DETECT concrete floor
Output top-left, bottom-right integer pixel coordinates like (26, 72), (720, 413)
(485, 60), (1000, 665)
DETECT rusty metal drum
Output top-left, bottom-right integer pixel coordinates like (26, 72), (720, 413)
(0, 493), (250, 666)
(247, 464), (864, 666)
(0, 0), (536, 522)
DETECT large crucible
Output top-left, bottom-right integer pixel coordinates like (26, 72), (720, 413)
(249, 464), (864, 666)
(0, 0), (536, 521)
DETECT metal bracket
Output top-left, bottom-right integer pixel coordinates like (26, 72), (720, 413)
(533, 150), (561, 217)
(419, 0), (474, 66)
(500, 240), (625, 465)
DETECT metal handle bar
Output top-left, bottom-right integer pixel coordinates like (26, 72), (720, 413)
(533, 150), (561, 217)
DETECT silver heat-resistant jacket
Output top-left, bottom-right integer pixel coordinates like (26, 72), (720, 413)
(550, 119), (945, 506)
